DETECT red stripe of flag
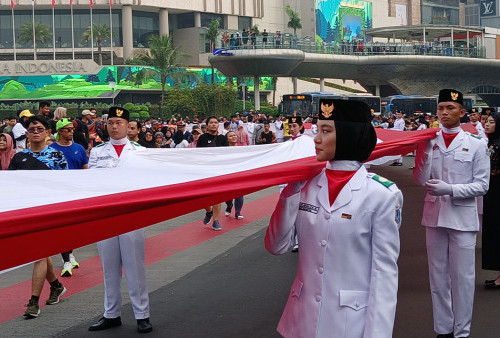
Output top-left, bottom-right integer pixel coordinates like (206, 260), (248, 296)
(52, 0), (55, 7)
(11, 0), (14, 9)
(90, 0), (93, 8)
(70, 0), (73, 6)
(110, 0), (112, 7)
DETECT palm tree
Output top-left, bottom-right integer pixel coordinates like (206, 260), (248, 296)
(286, 5), (302, 36)
(18, 21), (51, 60)
(81, 23), (111, 65)
(206, 18), (221, 52)
(127, 34), (197, 114)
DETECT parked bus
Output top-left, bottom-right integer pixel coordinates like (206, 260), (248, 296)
(280, 92), (381, 117)
(382, 95), (474, 115)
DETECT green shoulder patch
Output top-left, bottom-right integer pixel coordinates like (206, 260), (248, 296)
(372, 174), (395, 188)
(469, 133), (482, 140)
(95, 142), (106, 148)
(130, 141), (141, 147)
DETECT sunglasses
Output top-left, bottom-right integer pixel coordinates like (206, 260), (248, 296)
(27, 127), (46, 133)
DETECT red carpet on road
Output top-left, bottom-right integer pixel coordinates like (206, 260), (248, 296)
(0, 193), (279, 324)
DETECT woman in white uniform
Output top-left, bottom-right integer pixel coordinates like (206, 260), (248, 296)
(266, 99), (403, 338)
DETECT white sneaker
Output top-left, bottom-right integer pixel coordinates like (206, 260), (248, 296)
(235, 214), (244, 219)
(225, 211), (230, 217)
(61, 262), (73, 277)
(69, 253), (79, 268)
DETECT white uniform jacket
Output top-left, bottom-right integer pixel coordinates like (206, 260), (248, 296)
(266, 162), (403, 338)
(89, 140), (142, 169)
(413, 129), (489, 231)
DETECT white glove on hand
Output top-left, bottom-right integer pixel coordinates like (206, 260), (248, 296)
(425, 179), (453, 196)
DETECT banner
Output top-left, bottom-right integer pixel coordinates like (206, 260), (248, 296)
(0, 128), (440, 272)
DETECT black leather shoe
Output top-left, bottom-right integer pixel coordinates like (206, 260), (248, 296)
(485, 282), (500, 290)
(88, 317), (122, 331)
(485, 279), (495, 284)
(436, 333), (454, 338)
(137, 318), (153, 333)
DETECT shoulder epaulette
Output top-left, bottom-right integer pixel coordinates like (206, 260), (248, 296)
(95, 142), (106, 148)
(467, 132), (482, 140)
(130, 141), (141, 147)
(371, 174), (395, 188)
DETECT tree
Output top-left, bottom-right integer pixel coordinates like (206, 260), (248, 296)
(286, 5), (302, 36)
(126, 34), (197, 114)
(81, 23), (111, 65)
(206, 18), (221, 52)
(18, 21), (51, 60)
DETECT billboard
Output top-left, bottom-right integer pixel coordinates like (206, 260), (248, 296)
(315, 0), (373, 44)
(0, 66), (274, 100)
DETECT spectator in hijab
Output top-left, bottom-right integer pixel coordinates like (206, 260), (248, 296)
(0, 133), (15, 170)
(139, 129), (156, 148)
(154, 131), (168, 148)
(236, 123), (249, 146)
(171, 130), (189, 148)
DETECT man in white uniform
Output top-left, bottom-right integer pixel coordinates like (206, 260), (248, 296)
(88, 107), (152, 334)
(390, 110), (406, 166)
(413, 89), (490, 338)
(468, 108), (486, 139)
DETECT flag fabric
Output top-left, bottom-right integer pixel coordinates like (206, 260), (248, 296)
(0, 128), (447, 272)
(52, 0), (55, 7)
(11, 0), (14, 9)
(90, 0), (93, 8)
(70, 0), (72, 6)
(110, 0), (112, 7)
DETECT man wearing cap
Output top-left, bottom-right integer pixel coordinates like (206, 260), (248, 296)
(176, 121), (191, 141)
(12, 109), (35, 152)
(88, 107), (152, 334)
(266, 99), (403, 338)
(50, 118), (88, 277)
(413, 89), (490, 338)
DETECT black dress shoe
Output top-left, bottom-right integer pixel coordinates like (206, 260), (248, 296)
(88, 317), (122, 331)
(485, 279), (495, 284)
(436, 333), (454, 338)
(485, 282), (500, 289)
(137, 318), (153, 333)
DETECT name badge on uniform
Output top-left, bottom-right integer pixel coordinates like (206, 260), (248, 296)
(462, 148), (469, 152)
(341, 213), (352, 220)
(299, 202), (319, 214)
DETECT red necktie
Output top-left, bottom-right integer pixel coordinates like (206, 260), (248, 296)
(325, 169), (357, 206)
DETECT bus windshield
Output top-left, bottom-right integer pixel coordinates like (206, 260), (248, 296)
(282, 95), (313, 117)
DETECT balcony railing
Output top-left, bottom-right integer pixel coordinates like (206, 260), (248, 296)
(202, 31), (486, 59)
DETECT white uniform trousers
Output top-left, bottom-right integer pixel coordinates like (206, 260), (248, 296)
(426, 227), (476, 337)
(97, 229), (150, 320)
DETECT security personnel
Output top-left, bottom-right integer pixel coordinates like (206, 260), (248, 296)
(266, 99), (403, 338)
(413, 89), (490, 338)
(88, 107), (152, 333)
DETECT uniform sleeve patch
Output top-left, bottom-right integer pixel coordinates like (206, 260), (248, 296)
(372, 174), (395, 188)
(469, 133), (482, 139)
(395, 206), (402, 225)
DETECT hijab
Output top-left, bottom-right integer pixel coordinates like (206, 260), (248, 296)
(0, 133), (15, 170)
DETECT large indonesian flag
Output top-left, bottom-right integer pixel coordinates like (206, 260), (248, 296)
(0, 128), (443, 272)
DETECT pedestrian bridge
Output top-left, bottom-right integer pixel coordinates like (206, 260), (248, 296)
(208, 49), (500, 101)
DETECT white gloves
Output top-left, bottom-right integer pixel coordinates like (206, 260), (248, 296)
(425, 179), (453, 196)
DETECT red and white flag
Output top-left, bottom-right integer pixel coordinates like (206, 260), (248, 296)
(11, 0), (14, 9)
(89, 0), (93, 8)
(0, 129), (441, 272)
(51, 0), (55, 7)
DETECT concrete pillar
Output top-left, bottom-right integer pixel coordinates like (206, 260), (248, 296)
(451, 27), (454, 56)
(292, 77), (298, 94)
(122, 5), (133, 61)
(159, 9), (169, 36)
(319, 78), (325, 92)
(254, 75), (260, 111)
(194, 12), (201, 27)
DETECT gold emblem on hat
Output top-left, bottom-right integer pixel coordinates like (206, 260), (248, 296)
(450, 92), (459, 101)
(320, 102), (334, 119)
(291, 117), (297, 123)
(116, 108), (123, 117)
(472, 108), (476, 113)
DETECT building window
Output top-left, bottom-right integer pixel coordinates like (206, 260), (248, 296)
(200, 13), (224, 28)
(133, 11), (159, 47)
(465, 4), (480, 26)
(238, 16), (252, 31)
(421, 4), (459, 24)
(177, 13), (195, 29)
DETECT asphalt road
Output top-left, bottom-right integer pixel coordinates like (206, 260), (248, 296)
(2, 157), (500, 338)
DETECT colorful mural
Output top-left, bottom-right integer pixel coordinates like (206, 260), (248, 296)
(315, 0), (373, 43)
(0, 66), (274, 100)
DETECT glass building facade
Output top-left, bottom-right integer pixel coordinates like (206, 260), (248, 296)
(0, 9), (121, 49)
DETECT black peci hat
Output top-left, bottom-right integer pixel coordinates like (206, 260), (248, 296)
(438, 89), (463, 106)
(286, 116), (302, 124)
(108, 106), (130, 121)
